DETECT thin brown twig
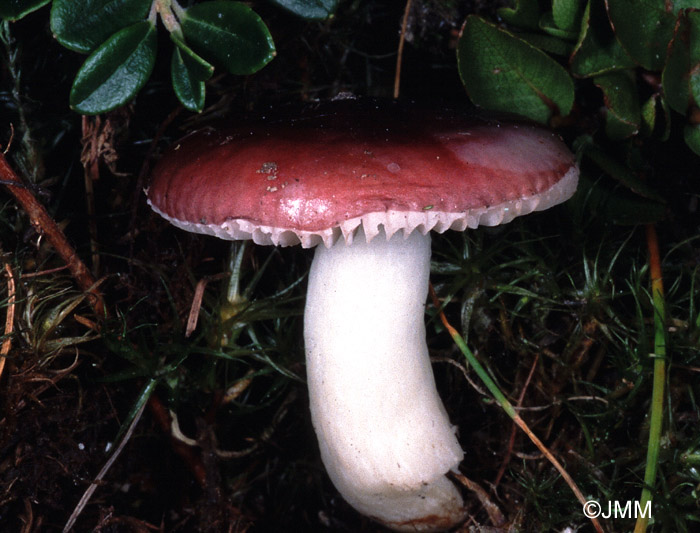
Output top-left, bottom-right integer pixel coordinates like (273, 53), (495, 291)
(394, 0), (413, 99)
(0, 151), (105, 317)
(20, 265), (70, 278)
(428, 284), (604, 533)
(24, 350), (81, 399)
(452, 472), (505, 527)
(493, 352), (539, 488)
(63, 397), (147, 532)
(1, 262), (15, 380)
(186, 272), (229, 337)
(20, 498), (34, 533)
(4, 123), (14, 154)
(431, 355), (487, 396)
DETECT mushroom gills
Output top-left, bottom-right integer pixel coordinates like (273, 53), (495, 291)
(304, 226), (466, 531)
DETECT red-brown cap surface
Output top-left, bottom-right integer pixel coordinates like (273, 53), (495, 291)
(147, 98), (578, 247)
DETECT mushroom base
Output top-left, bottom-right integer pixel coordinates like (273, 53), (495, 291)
(304, 227), (465, 532)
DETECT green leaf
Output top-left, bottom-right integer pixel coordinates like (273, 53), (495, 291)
(497, 0), (541, 30)
(457, 16), (574, 123)
(0, 0), (50, 21)
(570, 0), (636, 77)
(664, 12), (693, 113)
(593, 70), (640, 140)
(171, 47), (205, 113)
(539, 12), (579, 40)
(518, 32), (575, 56)
(180, 1), (275, 76)
(50, 0), (151, 54)
(70, 20), (157, 114)
(687, 11), (700, 107)
(683, 123), (700, 155)
(606, 0), (679, 71)
(663, 10), (700, 114)
(170, 34), (214, 81)
(553, 0), (584, 32)
(268, 0), (338, 20)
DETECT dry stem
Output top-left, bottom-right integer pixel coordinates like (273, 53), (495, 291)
(0, 151), (105, 317)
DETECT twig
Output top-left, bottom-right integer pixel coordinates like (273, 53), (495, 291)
(62, 381), (153, 532)
(428, 284), (604, 533)
(186, 272), (229, 337)
(393, 0), (413, 99)
(20, 265), (70, 278)
(493, 352), (539, 488)
(452, 471), (505, 527)
(20, 498), (34, 533)
(431, 355), (487, 396)
(0, 152), (105, 317)
(4, 123), (13, 154)
(1, 262), (15, 380)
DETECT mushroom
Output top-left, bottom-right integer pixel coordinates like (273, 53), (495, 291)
(146, 99), (579, 531)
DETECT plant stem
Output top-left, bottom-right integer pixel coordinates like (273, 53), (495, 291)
(0, 152), (105, 317)
(428, 285), (604, 533)
(634, 224), (667, 533)
(393, 0), (413, 99)
(155, 0), (184, 39)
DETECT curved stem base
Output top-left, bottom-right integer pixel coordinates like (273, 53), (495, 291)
(304, 229), (465, 531)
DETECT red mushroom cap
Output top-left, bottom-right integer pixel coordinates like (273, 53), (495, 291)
(147, 99), (578, 247)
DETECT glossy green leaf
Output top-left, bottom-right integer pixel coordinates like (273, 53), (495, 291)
(498, 0), (541, 30)
(594, 70), (640, 139)
(553, 0), (584, 32)
(683, 123), (700, 155)
(457, 16), (574, 123)
(688, 11), (700, 107)
(70, 20), (157, 114)
(268, 0), (338, 20)
(171, 34), (214, 81)
(172, 48), (205, 113)
(663, 10), (700, 113)
(518, 32), (575, 56)
(664, 12), (693, 113)
(180, 1), (275, 76)
(0, 0), (50, 21)
(606, 0), (678, 71)
(570, 0), (636, 77)
(50, 0), (151, 54)
(539, 12), (578, 40)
